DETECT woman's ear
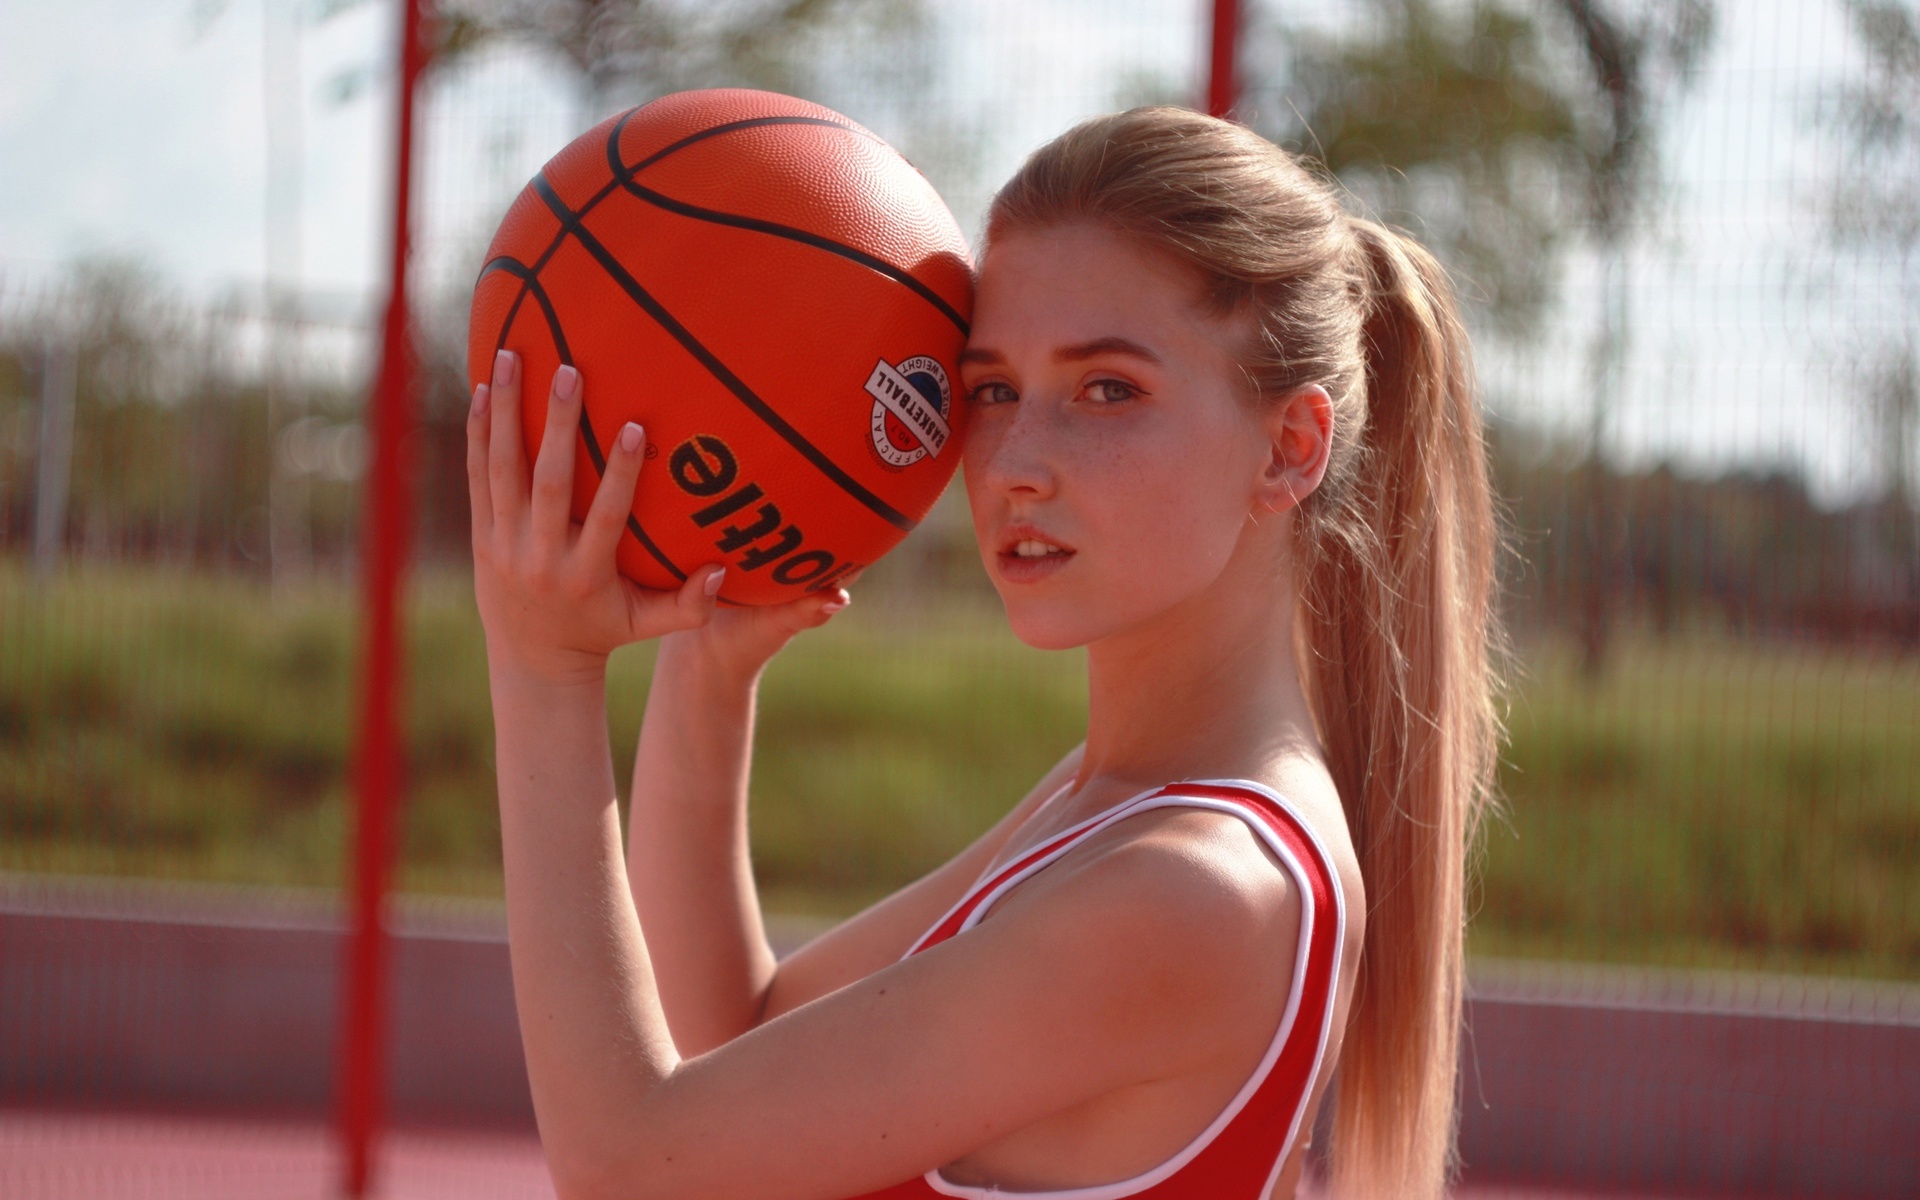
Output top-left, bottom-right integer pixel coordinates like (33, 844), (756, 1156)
(1254, 384), (1334, 515)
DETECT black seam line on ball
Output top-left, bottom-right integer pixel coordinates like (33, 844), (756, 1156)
(610, 176), (970, 337)
(477, 115), (882, 350)
(480, 257), (575, 365)
(476, 256), (689, 583)
(532, 174), (918, 535)
(470, 172), (626, 372)
(603, 110), (968, 337)
(472, 113), (903, 427)
(610, 110), (885, 181)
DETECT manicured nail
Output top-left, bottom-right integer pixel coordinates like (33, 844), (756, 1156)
(703, 567), (726, 597)
(471, 384), (490, 417)
(493, 349), (516, 386)
(554, 364), (580, 401)
(618, 422), (643, 453)
(820, 597), (849, 614)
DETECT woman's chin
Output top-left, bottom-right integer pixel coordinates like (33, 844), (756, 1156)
(996, 598), (1103, 652)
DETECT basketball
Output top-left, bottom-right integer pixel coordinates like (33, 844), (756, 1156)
(467, 89), (974, 606)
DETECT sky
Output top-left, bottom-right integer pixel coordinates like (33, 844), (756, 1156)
(0, 0), (383, 299)
(0, 0), (1907, 504)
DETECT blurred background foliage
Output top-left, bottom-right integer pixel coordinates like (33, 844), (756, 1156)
(3, 562), (1914, 979)
(1, 0), (1915, 981)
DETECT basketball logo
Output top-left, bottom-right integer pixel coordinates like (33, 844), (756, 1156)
(864, 356), (952, 470)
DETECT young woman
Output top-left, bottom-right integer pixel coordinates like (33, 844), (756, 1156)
(467, 108), (1503, 1200)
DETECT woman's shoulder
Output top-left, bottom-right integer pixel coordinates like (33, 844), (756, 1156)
(985, 792), (1309, 979)
(1089, 771), (1366, 970)
(976, 802), (1306, 1053)
(971, 766), (1362, 987)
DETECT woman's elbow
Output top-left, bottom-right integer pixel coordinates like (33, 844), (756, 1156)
(545, 1135), (679, 1200)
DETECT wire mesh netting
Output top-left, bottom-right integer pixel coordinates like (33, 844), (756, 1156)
(0, 1), (1916, 1197)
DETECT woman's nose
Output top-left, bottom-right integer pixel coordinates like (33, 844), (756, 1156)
(972, 396), (1061, 499)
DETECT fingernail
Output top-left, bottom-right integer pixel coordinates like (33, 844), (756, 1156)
(703, 567), (726, 597)
(821, 598), (849, 614)
(493, 349), (515, 386)
(471, 384), (490, 417)
(618, 422), (643, 453)
(554, 364), (580, 401)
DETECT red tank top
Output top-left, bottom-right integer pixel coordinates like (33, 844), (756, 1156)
(844, 779), (1346, 1200)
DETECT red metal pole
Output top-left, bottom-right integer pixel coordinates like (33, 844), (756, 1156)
(338, 0), (426, 1195)
(1207, 0), (1240, 118)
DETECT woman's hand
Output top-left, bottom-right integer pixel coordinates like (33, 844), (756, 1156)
(657, 587), (850, 691)
(467, 349), (722, 685)
(467, 350), (851, 688)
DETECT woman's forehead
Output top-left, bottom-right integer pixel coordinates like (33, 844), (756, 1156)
(971, 225), (1220, 354)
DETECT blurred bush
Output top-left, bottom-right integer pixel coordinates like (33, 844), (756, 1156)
(3, 561), (1915, 979)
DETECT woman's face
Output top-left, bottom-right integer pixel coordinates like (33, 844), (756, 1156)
(960, 222), (1279, 650)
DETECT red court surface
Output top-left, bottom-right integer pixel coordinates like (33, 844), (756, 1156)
(1, 1111), (555, 1200)
(0, 1108), (1757, 1200)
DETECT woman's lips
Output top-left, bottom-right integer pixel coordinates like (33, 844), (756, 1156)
(995, 535), (1074, 584)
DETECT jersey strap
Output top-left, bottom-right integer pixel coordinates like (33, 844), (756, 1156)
(847, 779), (1346, 1200)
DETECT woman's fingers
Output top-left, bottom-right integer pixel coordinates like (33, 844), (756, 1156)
(580, 424), (725, 642)
(721, 587), (850, 663)
(487, 350), (530, 529)
(530, 364), (582, 539)
(466, 384), (493, 549)
(769, 587), (851, 634)
(577, 419), (643, 568)
(817, 588), (853, 619)
(619, 565), (724, 641)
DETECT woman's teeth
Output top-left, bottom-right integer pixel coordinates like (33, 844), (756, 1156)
(1012, 540), (1064, 558)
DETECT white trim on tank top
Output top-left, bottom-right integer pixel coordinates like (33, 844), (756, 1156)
(899, 779), (1348, 1200)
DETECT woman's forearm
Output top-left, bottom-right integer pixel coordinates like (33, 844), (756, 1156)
(626, 637), (778, 1056)
(490, 662), (678, 1177)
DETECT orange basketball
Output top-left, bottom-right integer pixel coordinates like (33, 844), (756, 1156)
(468, 89), (973, 605)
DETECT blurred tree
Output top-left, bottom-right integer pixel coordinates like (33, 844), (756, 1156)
(5, 257), (228, 565)
(1245, 0), (1712, 346)
(409, 0), (964, 229)
(413, 0), (926, 127)
(1544, 0), (1714, 677)
(1246, 1), (1716, 675)
(0, 256), (372, 571)
(1824, 1), (1920, 271)
(1244, 0), (1588, 334)
(1821, 0), (1920, 641)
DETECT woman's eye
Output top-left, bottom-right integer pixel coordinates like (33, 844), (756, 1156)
(1083, 379), (1139, 405)
(968, 381), (1018, 406)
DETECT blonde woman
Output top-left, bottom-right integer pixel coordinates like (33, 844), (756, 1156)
(468, 107), (1504, 1200)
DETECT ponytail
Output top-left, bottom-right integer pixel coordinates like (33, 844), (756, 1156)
(987, 109), (1507, 1200)
(1300, 219), (1504, 1198)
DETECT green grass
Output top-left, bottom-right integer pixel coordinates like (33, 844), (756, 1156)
(2, 561), (1916, 980)
(1476, 635), (1920, 978)
(0, 561), (1087, 908)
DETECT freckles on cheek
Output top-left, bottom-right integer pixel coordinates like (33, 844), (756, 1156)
(1088, 451), (1197, 545)
(1086, 434), (1247, 578)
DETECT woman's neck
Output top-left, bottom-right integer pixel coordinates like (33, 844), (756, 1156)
(1077, 529), (1322, 792)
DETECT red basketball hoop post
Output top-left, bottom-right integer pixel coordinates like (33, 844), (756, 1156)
(1207, 0), (1241, 118)
(338, 0), (427, 1194)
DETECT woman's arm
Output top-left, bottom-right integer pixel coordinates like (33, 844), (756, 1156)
(627, 602), (1088, 1054)
(622, 633), (780, 1058)
(467, 349), (719, 1170)
(497, 678), (1276, 1200)
(757, 743), (1083, 1020)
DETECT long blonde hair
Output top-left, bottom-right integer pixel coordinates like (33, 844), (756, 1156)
(987, 108), (1506, 1199)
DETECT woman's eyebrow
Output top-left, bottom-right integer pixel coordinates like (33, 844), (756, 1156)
(958, 346), (1005, 366)
(1053, 337), (1163, 364)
